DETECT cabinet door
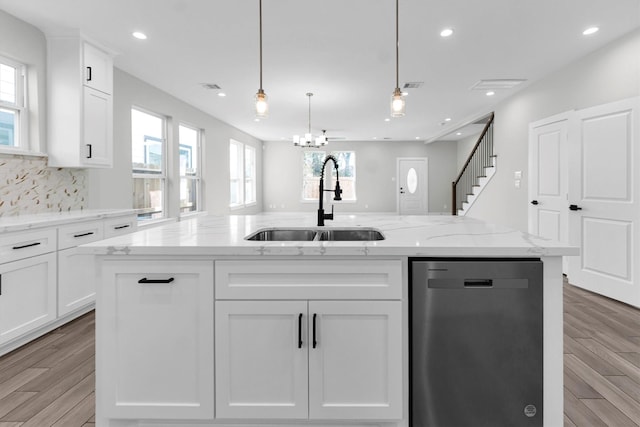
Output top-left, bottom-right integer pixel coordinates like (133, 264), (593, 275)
(215, 300), (309, 419)
(100, 260), (214, 420)
(308, 301), (403, 420)
(83, 42), (112, 94)
(83, 86), (112, 167)
(58, 247), (95, 316)
(0, 253), (57, 345)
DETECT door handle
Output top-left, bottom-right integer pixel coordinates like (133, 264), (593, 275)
(400, 187), (405, 194)
(298, 313), (303, 349)
(531, 200), (539, 205)
(569, 204), (582, 211)
(312, 313), (318, 349)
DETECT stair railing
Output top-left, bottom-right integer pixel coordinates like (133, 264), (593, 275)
(451, 112), (495, 215)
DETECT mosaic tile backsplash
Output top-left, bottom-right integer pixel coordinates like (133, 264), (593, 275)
(0, 155), (87, 217)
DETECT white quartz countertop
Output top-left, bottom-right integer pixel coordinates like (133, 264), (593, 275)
(0, 209), (136, 233)
(78, 213), (578, 257)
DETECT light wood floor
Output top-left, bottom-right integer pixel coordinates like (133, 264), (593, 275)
(0, 282), (639, 426)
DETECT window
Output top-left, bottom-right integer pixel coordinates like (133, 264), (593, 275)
(179, 124), (202, 215)
(0, 56), (26, 150)
(229, 139), (257, 208)
(132, 108), (166, 221)
(302, 150), (356, 201)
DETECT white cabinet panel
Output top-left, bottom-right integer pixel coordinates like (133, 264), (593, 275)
(0, 253), (57, 345)
(1, 228), (57, 264)
(103, 216), (137, 238)
(100, 260), (214, 420)
(58, 220), (104, 250)
(83, 42), (112, 94)
(308, 301), (403, 420)
(82, 86), (112, 167)
(215, 301), (309, 419)
(58, 247), (96, 316)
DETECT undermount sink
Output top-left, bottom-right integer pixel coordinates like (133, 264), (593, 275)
(245, 227), (385, 241)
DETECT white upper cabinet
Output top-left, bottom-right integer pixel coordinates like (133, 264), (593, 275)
(47, 36), (114, 168)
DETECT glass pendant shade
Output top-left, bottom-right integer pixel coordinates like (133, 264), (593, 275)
(255, 89), (268, 118)
(390, 88), (405, 117)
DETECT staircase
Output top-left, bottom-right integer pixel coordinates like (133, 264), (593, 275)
(452, 113), (496, 215)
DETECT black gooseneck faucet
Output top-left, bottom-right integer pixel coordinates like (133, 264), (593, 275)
(317, 155), (343, 226)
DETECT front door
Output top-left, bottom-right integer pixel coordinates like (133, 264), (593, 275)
(528, 114), (569, 271)
(567, 97), (640, 307)
(397, 158), (428, 215)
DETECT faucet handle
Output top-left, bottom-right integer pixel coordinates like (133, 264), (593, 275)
(334, 181), (343, 201)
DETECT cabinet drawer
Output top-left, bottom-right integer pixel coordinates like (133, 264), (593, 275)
(58, 220), (104, 250)
(215, 259), (402, 300)
(1, 228), (57, 264)
(103, 216), (137, 238)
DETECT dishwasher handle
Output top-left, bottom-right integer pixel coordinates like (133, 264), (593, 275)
(464, 279), (493, 288)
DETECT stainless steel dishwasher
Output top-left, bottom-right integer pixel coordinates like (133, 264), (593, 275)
(410, 258), (543, 427)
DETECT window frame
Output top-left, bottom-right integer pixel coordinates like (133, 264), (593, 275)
(229, 139), (257, 209)
(178, 122), (203, 217)
(0, 55), (28, 153)
(131, 106), (168, 222)
(301, 150), (357, 202)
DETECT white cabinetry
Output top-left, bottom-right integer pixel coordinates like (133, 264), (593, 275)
(99, 260), (214, 420)
(47, 37), (113, 168)
(214, 259), (403, 421)
(57, 220), (104, 316)
(0, 228), (57, 345)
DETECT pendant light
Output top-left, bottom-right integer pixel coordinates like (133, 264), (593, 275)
(293, 93), (328, 147)
(254, 0), (268, 117)
(390, 0), (405, 117)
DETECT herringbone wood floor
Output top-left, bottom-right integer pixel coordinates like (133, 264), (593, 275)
(0, 282), (639, 426)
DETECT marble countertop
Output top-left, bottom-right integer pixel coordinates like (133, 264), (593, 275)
(0, 209), (137, 233)
(78, 213), (578, 258)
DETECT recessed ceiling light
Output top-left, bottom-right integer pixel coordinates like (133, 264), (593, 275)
(373, 137), (378, 140)
(486, 91), (495, 96)
(384, 118), (391, 122)
(402, 91), (409, 96)
(444, 117), (452, 122)
(254, 118), (260, 122)
(583, 27), (599, 36)
(440, 28), (454, 38)
(217, 92), (226, 97)
(456, 132), (462, 136)
(132, 31), (147, 40)
(415, 137), (420, 140)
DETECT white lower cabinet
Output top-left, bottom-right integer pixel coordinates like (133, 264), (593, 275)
(215, 300), (402, 421)
(100, 260), (214, 420)
(0, 253), (57, 345)
(57, 247), (96, 316)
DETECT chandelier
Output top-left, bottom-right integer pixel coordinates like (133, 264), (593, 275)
(293, 93), (328, 147)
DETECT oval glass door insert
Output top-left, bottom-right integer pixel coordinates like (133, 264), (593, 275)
(407, 168), (418, 194)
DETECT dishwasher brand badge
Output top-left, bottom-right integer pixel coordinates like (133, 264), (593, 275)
(524, 404), (537, 417)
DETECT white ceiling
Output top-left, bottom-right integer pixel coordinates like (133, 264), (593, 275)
(1, 0), (639, 143)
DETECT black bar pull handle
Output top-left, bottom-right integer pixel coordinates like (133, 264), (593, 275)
(0, 274), (2, 296)
(73, 232), (95, 238)
(13, 242), (41, 250)
(569, 204), (582, 211)
(114, 224), (130, 230)
(531, 200), (539, 205)
(312, 313), (318, 349)
(86, 144), (92, 159)
(464, 279), (493, 288)
(138, 277), (175, 284)
(86, 66), (92, 81)
(298, 313), (303, 349)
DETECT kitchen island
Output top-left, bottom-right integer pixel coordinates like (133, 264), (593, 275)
(80, 213), (577, 427)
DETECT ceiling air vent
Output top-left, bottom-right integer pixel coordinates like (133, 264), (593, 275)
(200, 83), (222, 90)
(470, 79), (526, 90)
(403, 82), (423, 89)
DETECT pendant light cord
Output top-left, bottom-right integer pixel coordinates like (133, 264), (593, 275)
(259, 0), (263, 90)
(307, 93), (312, 134)
(395, 0), (399, 90)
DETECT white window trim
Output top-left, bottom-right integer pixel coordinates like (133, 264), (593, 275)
(131, 106), (168, 222)
(229, 139), (257, 209)
(178, 122), (203, 217)
(0, 55), (29, 154)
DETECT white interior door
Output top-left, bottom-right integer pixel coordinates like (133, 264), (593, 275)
(397, 158), (428, 215)
(528, 114), (570, 271)
(567, 97), (640, 307)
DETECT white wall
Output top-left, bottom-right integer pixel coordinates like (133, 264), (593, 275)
(87, 69), (263, 216)
(467, 28), (640, 231)
(262, 140), (457, 214)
